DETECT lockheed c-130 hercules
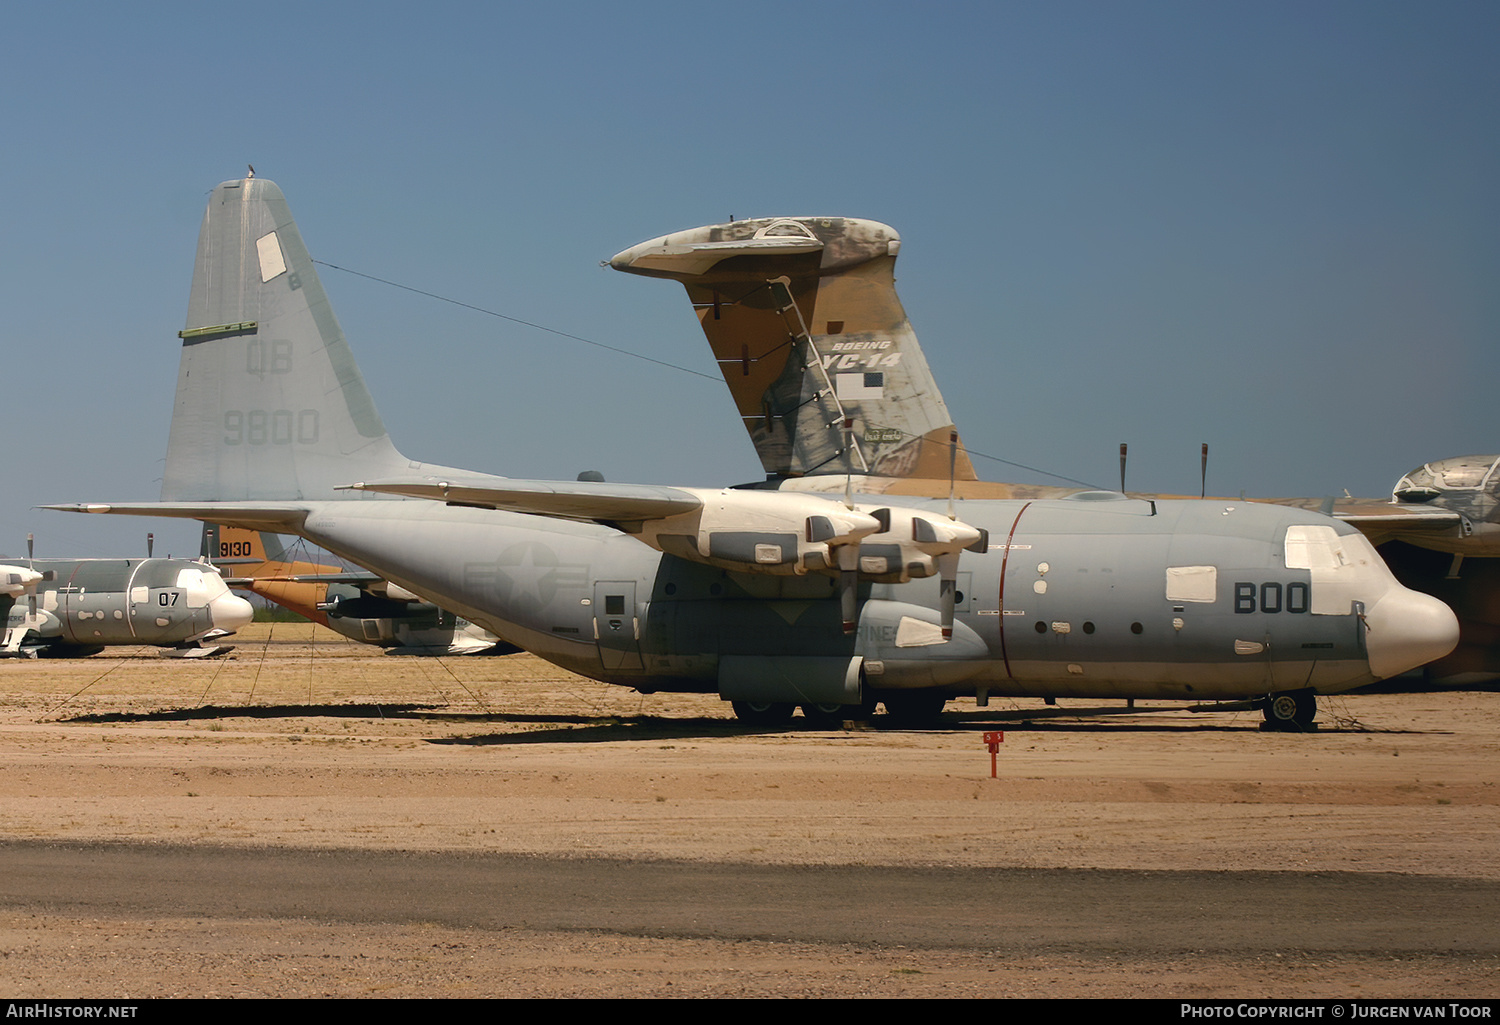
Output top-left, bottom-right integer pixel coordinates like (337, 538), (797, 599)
(50, 177), (1459, 729)
(604, 212), (1500, 691)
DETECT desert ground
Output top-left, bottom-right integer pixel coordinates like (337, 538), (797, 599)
(0, 623), (1495, 999)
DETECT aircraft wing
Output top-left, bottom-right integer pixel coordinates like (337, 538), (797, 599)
(1260, 498), (1458, 546)
(1339, 505), (1467, 550)
(340, 477), (702, 524)
(1266, 496), (1466, 548)
(1336, 506), (1464, 528)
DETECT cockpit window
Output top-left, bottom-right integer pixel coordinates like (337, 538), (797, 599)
(1284, 524), (1388, 615)
(754, 219), (818, 241)
(174, 567), (229, 608)
(1284, 524), (1350, 571)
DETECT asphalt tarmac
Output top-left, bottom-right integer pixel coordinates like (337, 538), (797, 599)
(2, 841), (1497, 956)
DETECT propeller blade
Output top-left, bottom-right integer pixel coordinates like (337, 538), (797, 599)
(836, 543), (860, 634)
(947, 430), (958, 520)
(840, 570), (858, 635)
(936, 550), (960, 639)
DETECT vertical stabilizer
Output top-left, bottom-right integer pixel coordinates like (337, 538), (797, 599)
(162, 178), (413, 501)
(610, 217), (975, 482)
(204, 522), (338, 625)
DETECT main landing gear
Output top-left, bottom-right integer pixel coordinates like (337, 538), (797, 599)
(1261, 689), (1317, 731)
(729, 700), (796, 727)
(730, 694), (945, 728)
(728, 700), (867, 728)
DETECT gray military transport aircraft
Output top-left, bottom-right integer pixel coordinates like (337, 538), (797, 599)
(1, 536), (252, 658)
(49, 177), (1460, 728)
(605, 215), (1500, 690)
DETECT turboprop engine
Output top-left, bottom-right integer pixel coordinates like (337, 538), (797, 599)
(632, 489), (984, 635)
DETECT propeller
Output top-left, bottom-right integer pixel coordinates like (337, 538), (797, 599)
(911, 514), (984, 639)
(805, 507), (879, 636)
(25, 534), (40, 620)
(942, 430), (967, 638)
(840, 509), (984, 641)
(1, 538), (45, 604)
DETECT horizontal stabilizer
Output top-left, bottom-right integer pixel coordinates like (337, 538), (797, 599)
(44, 502), (312, 531)
(610, 235), (825, 277)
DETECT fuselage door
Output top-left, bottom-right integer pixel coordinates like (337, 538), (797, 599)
(593, 580), (643, 671)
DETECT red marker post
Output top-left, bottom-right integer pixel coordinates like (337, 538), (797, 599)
(982, 731), (1004, 778)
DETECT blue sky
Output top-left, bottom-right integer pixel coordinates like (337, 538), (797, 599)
(4, 1), (1497, 558)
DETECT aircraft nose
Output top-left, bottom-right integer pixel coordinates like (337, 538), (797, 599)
(1363, 587), (1460, 680)
(210, 593), (255, 634)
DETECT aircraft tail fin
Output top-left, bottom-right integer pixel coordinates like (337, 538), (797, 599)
(203, 523), (337, 625)
(162, 177), (419, 502)
(203, 523), (293, 567)
(610, 217), (975, 482)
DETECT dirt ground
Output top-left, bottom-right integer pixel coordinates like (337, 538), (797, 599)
(1, 623), (1496, 998)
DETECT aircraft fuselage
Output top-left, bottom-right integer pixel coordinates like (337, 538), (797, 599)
(291, 491), (1439, 703)
(1, 557), (253, 656)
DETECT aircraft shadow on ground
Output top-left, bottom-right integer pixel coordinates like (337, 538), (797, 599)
(62, 703), (445, 723)
(426, 711), (1352, 745)
(56, 704), (1427, 740)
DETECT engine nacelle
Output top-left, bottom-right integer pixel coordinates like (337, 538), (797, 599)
(0, 565), (44, 598)
(638, 489), (882, 576)
(851, 507), (986, 584)
(630, 492), (982, 641)
(360, 580), (423, 603)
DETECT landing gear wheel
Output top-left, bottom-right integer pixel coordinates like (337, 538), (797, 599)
(880, 692), (948, 727)
(730, 700), (795, 727)
(1262, 690), (1317, 731)
(799, 703), (848, 728)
